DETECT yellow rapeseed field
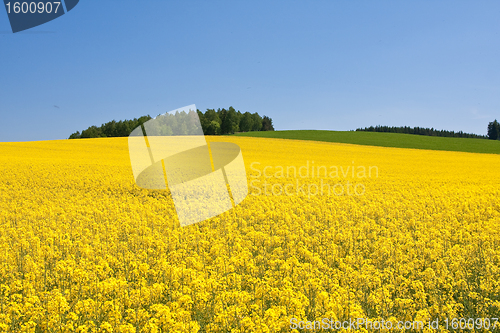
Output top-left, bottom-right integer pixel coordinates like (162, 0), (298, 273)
(0, 137), (499, 332)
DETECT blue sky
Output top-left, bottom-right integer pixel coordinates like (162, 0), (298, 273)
(1, 0), (499, 142)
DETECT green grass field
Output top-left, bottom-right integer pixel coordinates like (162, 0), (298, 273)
(234, 130), (500, 154)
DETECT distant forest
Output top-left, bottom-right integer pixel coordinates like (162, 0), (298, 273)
(68, 107), (274, 139)
(356, 125), (487, 139)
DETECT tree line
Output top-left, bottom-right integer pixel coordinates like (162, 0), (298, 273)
(356, 125), (487, 139)
(197, 107), (274, 135)
(69, 107), (274, 139)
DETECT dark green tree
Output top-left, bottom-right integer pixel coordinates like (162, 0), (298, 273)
(487, 119), (500, 140)
(251, 113), (263, 131)
(204, 109), (221, 127)
(239, 112), (254, 132)
(114, 121), (130, 137)
(80, 126), (103, 138)
(69, 131), (81, 139)
(221, 107), (239, 134)
(261, 116), (275, 131)
(102, 120), (117, 137)
(235, 109), (243, 130)
(197, 110), (208, 134)
(205, 120), (221, 135)
(217, 108), (227, 133)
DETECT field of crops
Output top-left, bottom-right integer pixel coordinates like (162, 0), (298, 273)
(235, 130), (500, 155)
(1, 136), (500, 332)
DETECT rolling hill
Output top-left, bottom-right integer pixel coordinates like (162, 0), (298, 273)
(234, 130), (500, 154)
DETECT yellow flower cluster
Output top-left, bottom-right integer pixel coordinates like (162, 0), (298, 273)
(0, 137), (499, 332)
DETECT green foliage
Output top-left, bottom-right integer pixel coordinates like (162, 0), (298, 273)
(69, 115), (152, 139)
(221, 107), (240, 134)
(487, 119), (500, 140)
(69, 108), (274, 139)
(192, 107), (272, 135)
(357, 125), (486, 139)
(235, 130), (500, 154)
(239, 112), (254, 132)
(197, 110), (207, 131)
(204, 109), (220, 125)
(68, 131), (80, 139)
(252, 113), (263, 131)
(261, 116), (275, 131)
(206, 120), (221, 135)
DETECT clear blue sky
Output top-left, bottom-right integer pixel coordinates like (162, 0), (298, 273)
(1, 0), (499, 142)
